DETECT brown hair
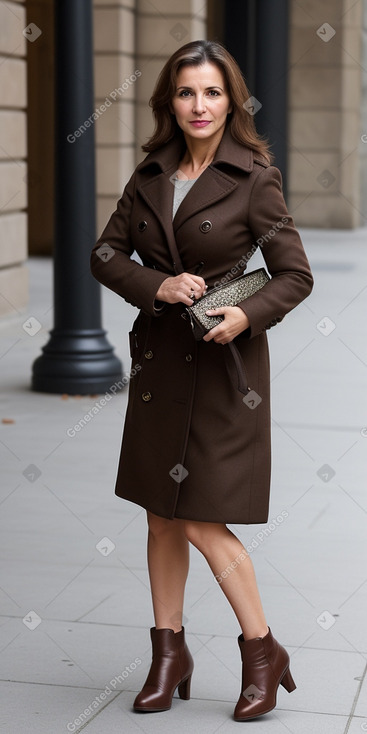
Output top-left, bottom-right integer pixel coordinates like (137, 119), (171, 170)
(142, 39), (273, 164)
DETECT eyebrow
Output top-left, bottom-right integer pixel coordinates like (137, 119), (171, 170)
(176, 85), (224, 91)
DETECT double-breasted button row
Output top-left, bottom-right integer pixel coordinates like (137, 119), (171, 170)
(140, 218), (212, 234)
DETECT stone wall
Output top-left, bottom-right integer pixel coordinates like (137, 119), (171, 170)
(135, 0), (206, 163)
(288, 0), (364, 227)
(0, 0), (28, 317)
(93, 0), (137, 240)
(93, 0), (207, 238)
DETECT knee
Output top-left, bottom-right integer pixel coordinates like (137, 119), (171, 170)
(146, 510), (180, 539)
(182, 520), (225, 552)
(181, 520), (200, 547)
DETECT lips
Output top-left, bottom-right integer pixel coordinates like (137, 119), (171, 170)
(189, 121), (211, 128)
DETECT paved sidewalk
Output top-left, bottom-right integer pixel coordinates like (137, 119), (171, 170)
(0, 228), (366, 734)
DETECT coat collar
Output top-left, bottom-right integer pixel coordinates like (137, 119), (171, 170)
(135, 124), (260, 273)
(136, 122), (256, 175)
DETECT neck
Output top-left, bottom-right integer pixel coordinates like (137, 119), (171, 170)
(181, 128), (225, 175)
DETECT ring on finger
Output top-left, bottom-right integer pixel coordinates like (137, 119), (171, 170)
(189, 289), (195, 300)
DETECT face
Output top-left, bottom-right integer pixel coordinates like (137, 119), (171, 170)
(171, 61), (232, 143)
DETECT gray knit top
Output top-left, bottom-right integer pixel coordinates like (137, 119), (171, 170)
(172, 178), (198, 219)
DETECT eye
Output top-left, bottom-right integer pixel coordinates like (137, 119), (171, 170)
(178, 90), (192, 97)
(207, 90), (220, 96)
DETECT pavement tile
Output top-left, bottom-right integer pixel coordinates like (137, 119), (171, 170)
(0, 680), (120, 734)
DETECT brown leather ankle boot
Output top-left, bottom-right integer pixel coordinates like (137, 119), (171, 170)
(133, 626), (194, 712)
(234, 626), (296, 721)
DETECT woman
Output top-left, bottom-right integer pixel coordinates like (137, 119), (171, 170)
(90, 40), (313, 721)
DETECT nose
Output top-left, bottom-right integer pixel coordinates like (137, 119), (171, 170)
(192, 94), (206, 115)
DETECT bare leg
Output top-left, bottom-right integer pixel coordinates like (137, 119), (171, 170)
(183, 520), (268, 639)
(146, 511), (190, 633)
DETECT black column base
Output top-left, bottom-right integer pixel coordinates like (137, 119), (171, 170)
(31, 328), (123, 395)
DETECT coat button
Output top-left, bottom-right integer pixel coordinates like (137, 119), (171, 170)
(199, 220), (212, 233)
(138, 220), (147, 232)
(141, 391), (152, 402)
(185, 354), (192, 362)
(145, 350), (153, 359)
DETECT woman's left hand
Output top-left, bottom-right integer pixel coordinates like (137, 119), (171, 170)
(203, 306), (250, 344)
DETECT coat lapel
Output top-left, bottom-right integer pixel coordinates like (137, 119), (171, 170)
(138, 161), (185, 274)
(174, 126), (256, 229)
(172, 166), (237, 231)
(135, 124), (256, 271)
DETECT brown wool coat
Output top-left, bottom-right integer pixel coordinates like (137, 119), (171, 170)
(90, 124), (313, 524)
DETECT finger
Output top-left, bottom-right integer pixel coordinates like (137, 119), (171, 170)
(190, 275), (206, 289)
(213, 329), (230, 344)
(203, 324), (222, 342)
(205, 307), (229, 316)
(185, 278), (206, 298)
(181, 292), (197, 306)
(180, 274), (203, 287)
(186, 283), (207, 300)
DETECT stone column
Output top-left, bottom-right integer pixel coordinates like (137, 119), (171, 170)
(31, 0), (122, 394)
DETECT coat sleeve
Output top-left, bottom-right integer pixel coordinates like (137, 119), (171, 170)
(90, 172), (169, 317)
(237, 165), (313, 338)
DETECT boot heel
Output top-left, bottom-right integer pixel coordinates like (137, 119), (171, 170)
(280, 667), (296, 693)
(178, 673), (192, 700)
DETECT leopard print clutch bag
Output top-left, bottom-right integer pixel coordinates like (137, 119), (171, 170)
(186, 268), (270, 340)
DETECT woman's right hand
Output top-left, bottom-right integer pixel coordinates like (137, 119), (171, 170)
(155, 273), (207, 305)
